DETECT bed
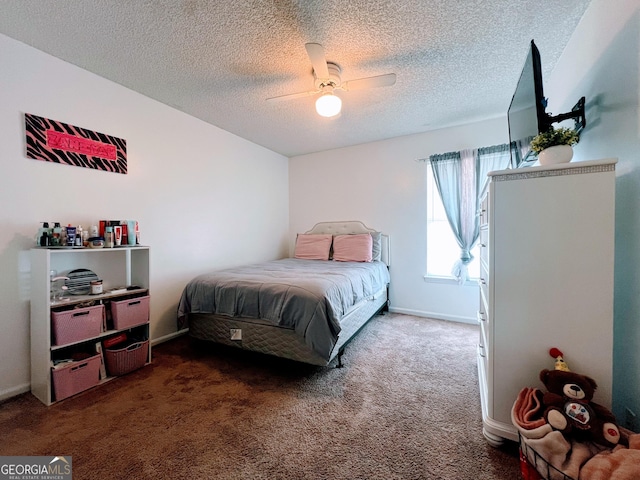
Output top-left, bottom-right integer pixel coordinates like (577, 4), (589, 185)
(177, 221), (390, 366)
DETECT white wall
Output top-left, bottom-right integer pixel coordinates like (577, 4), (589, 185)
(289, 117), (509, 323)
(0, 34), (289, 400)
(545, 0), (640, 427)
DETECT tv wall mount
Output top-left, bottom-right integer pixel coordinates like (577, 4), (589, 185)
(545, 96), (586, 132)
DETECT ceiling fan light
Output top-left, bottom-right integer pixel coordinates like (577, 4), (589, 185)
(315, 93), (342, 117)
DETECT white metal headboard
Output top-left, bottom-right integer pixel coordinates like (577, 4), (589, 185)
(305, 221), (390, 266)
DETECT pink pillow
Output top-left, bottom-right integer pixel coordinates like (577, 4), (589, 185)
(294, 234), (332, 260)
(333, 234), (373, 262)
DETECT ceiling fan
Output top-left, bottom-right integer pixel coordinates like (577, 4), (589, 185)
(266, 43), (397, 117)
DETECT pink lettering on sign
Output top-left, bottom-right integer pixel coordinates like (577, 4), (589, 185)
(46, 130), (117, 161)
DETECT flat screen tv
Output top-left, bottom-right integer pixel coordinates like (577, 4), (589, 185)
(508, 40), (550, 168)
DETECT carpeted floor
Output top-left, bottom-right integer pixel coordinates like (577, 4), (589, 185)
(0, 313), (520, 479)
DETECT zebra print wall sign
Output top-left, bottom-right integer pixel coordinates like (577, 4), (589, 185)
(25, 113), (127, 174)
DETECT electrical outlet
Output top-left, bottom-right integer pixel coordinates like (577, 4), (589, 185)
(230, 328), (242, 341)
(625, 407), (637, 431)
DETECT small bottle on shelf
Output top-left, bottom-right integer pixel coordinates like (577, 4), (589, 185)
(37, 222), (51, 246)
(75, 225), (83, 247)
(39, 230), (50, 247)
(105, 227), (114, 248)
(52, 222), (62, 246)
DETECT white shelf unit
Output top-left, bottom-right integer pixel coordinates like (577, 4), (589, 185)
(477, 159), (616, 446)
(30, 246), (151, 405)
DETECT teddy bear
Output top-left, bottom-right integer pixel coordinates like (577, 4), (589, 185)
(540, 348), (622, 448)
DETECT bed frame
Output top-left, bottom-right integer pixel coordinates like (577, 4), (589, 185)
(188, 221), (390, 367)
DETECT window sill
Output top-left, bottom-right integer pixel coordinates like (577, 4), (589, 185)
(423, 275), (479, 287)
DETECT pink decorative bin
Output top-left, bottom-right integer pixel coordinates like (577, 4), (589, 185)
(51, 305), (104, 346)
(104, 340), (149, 376)
(51, 354), (101, 401)
(111, 296), (150, 329)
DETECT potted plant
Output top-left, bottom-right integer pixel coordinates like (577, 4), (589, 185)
(530, 127), (580, 165)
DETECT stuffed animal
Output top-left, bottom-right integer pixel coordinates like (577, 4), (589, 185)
(540, 348), (622, 448)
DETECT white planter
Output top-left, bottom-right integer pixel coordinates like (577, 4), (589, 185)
(538, 144), (573, 165)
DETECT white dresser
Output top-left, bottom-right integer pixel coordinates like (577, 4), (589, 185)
(477, 158), (616, 446)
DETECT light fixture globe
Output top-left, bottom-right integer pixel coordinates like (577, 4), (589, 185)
(315, 92), (342, 117)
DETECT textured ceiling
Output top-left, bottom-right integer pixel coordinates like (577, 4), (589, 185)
(0, 1), (592, 157)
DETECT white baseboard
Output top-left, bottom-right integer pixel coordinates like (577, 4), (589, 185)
(388, 307), (477, 325)
(151, 328), (189, 347)
(0, 382), (30, 403)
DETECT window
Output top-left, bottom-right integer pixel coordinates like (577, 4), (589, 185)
(426, 166), (479, 281)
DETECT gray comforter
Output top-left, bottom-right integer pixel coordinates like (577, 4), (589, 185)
(177, 258), (390, 359)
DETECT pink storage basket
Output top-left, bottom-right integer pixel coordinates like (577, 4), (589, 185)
(51, 305), (104, 346)
(51, 354), (101, 401)
(104, 340), (149, 376)
(111, 296), (150, 329)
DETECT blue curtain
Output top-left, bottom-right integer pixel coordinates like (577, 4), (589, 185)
(476, 144), (512, 199)
(429, 144), (510, 283)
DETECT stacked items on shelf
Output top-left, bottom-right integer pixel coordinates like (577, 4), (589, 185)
(35, 219), (141, 248)
(32, 244), (151, 405)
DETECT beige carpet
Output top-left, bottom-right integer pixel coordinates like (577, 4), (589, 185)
(0, 313), (519, 479)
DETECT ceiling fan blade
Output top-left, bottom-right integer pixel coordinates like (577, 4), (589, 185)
(305, 43), (329, 79)
(341, 73), (397, 91)
(266, 89), (320, 103)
